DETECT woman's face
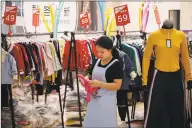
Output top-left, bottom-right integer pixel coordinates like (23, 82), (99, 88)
(96, 45), (112, 61)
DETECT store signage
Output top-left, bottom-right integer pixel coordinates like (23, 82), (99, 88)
(80, 12), (90, 28)
(114, 4), (130, 26)
(24, 2), (77, 33)
(32, 9), (40, 26)
(3, 6), (17, 25)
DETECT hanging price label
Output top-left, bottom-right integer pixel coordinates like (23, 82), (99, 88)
(3, 6), (17, 25)
(32, 9), (40, 27)
(80, 12), (90, 28)
(114, 4), (130, 26)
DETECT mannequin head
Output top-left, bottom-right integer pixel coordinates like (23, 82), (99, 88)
(162, 19), (174, 29)
(95, 36), (113, 61)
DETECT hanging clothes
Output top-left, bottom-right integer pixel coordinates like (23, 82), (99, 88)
(8, 44), (25, 75)
(62, 39), (98, 71)
(121, 43), (137, 72)
(1, 48), (18, 84)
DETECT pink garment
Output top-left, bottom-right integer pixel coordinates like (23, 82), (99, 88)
(43, 43), (54, 76)
(142, 3), (149, 32)
(78, 74), (98, 102)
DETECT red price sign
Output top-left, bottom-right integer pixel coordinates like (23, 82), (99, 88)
(3, 6), (17, 25)
(32, 9), (40, 27)
(114, 5), (130, 26)
(80, 12), (90, 28)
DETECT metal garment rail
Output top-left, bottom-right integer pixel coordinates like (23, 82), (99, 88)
(2, 32), (52, 37)
(2, 30), (148, 37)
(1, 32), (64, 128)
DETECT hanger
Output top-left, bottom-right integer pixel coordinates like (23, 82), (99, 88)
(62, 34), (70, 41)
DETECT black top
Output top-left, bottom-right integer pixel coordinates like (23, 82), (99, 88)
(89, 58), (123, 83)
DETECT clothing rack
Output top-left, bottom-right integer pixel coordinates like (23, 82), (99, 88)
(1, 30), (147, 128)
(58, 31), (105, 35)
(60, 31), (105, 127)
(2, 32), (52, 37)
(1, 32), (64, 128)
(58, 30), (145, 128)
(115, 31), (146, 127)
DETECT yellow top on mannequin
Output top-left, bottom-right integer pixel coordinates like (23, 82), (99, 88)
(142, 28), (192, 85)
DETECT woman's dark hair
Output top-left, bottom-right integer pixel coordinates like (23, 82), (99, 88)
(95, 36), (113, 50)
(96, 36), (119, 59)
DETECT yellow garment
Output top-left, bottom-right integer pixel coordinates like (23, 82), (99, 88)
(65, 120), (80, 126)
(138, 2), (144, 30)
(2, 48), (7, 63)
(48, 42), (58, 83)
(104, 7), (117, 36)
(58, 40), (66, 60)
(142, 28), (192, 85)
(44, 75), (52, 81)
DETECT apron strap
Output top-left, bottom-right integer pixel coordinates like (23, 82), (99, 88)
(106, 59), (118, 69)
(95, 59), (101, 67)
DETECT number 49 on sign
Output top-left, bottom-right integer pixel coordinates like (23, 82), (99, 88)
(3, 6), (17, 25)
(114, 4), (130, 26)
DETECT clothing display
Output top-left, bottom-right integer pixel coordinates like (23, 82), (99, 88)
(1, 31), (147, 128)
(7, 41), (63, 83)
(144, 69), (184, 128)
(142, 27), (191, 128)
(142, 28), (191, 85)
(62, 39), (99, 70)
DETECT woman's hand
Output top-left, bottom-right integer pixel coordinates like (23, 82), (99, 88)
(89, 79), (102, 88)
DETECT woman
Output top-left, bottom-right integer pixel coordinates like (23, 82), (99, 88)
(83, 36), (123, 127)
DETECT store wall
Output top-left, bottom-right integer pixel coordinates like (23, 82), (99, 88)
(180, 2), (192, 30)
(2, 2), (187, 34)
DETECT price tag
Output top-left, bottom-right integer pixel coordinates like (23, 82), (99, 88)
(114, 4), (130, 26)
(80, 12), (90, 28)
(32, 9), (40, 27)
(3, 6), (17, 25)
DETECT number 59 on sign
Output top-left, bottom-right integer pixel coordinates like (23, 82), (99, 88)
(80, 12), (90, 27)
(114, 5), (130, 26)
(117, 14), (128, 23)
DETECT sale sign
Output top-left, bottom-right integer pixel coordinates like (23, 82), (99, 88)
(3, 6), (17, 25)
(32, 9), (40, 26)
(80, 12), (90, 28)
(114, 4), (130, 26)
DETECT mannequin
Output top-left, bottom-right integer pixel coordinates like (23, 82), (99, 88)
(142, 19), (192, 128)
(162, 19), (174, 29)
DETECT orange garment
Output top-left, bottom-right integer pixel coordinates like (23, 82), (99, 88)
(8, 44), (25, 74)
